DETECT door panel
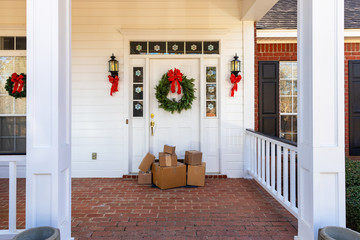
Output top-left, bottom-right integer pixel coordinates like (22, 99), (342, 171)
(259, 61), (279, 136)
(349, 60), (360, 156)
(149, 59), (200, 159)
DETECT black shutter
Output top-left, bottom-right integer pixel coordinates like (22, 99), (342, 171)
(349, 60), (360, 156)
(259, 61), (279, 136)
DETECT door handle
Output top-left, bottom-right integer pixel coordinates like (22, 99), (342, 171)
(150, 120), (155, 136)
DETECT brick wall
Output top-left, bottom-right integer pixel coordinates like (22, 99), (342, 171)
(254, 25), (359, 158)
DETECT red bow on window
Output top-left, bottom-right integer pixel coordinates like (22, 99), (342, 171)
(230, 73), (242, 97)
(11, 73), (24, 94)
(167, 68), (183, 94)
(108, 75), (119, 96)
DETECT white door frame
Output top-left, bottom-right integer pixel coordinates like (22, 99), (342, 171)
(124, 37), (222, 173)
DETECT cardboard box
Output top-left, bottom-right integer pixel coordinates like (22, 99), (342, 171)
(138, 152), (155, 172)
(152, 162), (186, 190)
(138, 171), (152, 185)
(185, 150), (202, 165)
(164, 145), (176, 155)
(159, 152), (177, 167)
(187, 162), (206, 187)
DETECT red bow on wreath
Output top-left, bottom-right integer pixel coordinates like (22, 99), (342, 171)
(168, 68), (183, 94)
(230, 73), (242, 97)
(108, 75), (119, 96)
(11, 73), (24, 94)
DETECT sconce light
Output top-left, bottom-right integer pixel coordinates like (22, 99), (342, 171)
(231, 53), (241, 76)
(108, 53), (119, 78)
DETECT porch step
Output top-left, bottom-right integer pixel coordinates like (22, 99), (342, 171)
(122, 174), (227, 179)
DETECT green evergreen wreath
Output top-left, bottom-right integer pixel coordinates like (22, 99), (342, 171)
(5, 73), (26, 98)
(155, 73), (196, 114)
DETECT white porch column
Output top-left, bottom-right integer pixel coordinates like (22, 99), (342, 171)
(297, 0), (345, 239)
(26, 0), (72, 239)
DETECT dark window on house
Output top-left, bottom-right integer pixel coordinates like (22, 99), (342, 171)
(0, 37), (15, 50)
(16, 37), (26, 50)
(258, 61), (297, 142)
(349, 60), (360, 156)
(0, 56), (26, 154)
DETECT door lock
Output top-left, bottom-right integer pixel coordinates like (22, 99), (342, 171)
(150, 120), (155, 136)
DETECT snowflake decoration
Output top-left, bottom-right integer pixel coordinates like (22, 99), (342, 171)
(208, 44), (214, 51)
(208, 86), (215, 93)
(136, 44), (142, 51)
(208, 103), (214, 110)
(172, 44), (179, 51)
(191, 44), (197, 51)
(135, 87), (142, 93)
(135, 70), (142, 77)
(154, 45), (160, 52)
(208, 70), (214, 76)
(135, 103), (142, 110)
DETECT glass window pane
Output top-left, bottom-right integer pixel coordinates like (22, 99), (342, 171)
(293, 80), (297, 95)
(16, 37), (26, 50)
(130, 41), (147, 55)
(185, 42), (202, 54)
(280, 80), (292, 95)
(167, 42), (184, 54)
(0, 138), (14, 152)
(133, 84), (143, 100)
(133, 67), (143, 83)
(206, 67), (216, 82)
(0, 96), (14, 114)
(280, 62), (292, 79)
(206, 101), (216, 117)
(293, 97), (298, 113)
(0, 117), (15, 136)
(292, 63), (297, 79)
(15, 138), (26, 153)
(203, 41), (219, 54)
(15, 98), (26, 114)
(280, 96), (292, 113)
(15, 117), (26, 136)
(0, 37), (15, 50)
(15, 56), (26, 73)
(293, 116), (297, 134)
(0, 75), (7, 94)
(0, 57), (15, 76)
(149, 42), (166, 54)
(281, 115), (292, 133)
(133, 101), (143, 117)
(206, 84), (216, 100)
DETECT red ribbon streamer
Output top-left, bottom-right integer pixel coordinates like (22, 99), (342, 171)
(108, 75), (119, 96)
(167, 68), (183, 94)
(11, 73), (24, 94)
(230, 73), (242, 97)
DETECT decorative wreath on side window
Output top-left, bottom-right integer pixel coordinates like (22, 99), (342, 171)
(155, 68), (196, 114)
(5, 73), (26, 98)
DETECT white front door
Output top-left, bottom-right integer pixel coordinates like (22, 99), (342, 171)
(149, 59), (200, 159)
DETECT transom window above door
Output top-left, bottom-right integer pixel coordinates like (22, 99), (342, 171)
(130, 41), (219, 55)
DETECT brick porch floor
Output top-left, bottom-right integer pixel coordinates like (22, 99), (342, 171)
(0, 178), (297, 240)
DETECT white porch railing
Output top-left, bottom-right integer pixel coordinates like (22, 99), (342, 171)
(0, 156), (25, 239)
(245, 129), (298, 218)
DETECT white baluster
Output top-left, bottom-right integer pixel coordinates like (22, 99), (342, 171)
(277, 145), (282, 198)
(290, 150), (296, 209)
(271, 143), (276, 193)
(261, 139), (265, 184)
(266, 141), (270, 188)
(257, 138), (261, 180)
(8, 161), (16, 233)
(283, 148), (289, 204)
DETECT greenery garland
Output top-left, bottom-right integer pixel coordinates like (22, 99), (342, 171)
(5, 73), (26, 98)
(155, 73), (196, 114)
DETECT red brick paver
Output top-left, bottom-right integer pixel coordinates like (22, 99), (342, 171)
(0, 178), (297, 239)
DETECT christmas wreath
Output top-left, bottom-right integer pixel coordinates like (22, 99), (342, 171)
(155, 68), (196, 113)
(5, 73), (26, 98)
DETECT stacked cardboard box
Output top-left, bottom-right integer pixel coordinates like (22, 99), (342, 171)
(185, 150), (206, 187)
(138, 147), (206, 189)
(138, 152), (155, 185)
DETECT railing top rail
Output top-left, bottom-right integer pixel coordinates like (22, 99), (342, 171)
(0, 155), (26, 162)
(246, 129), (298, 151)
